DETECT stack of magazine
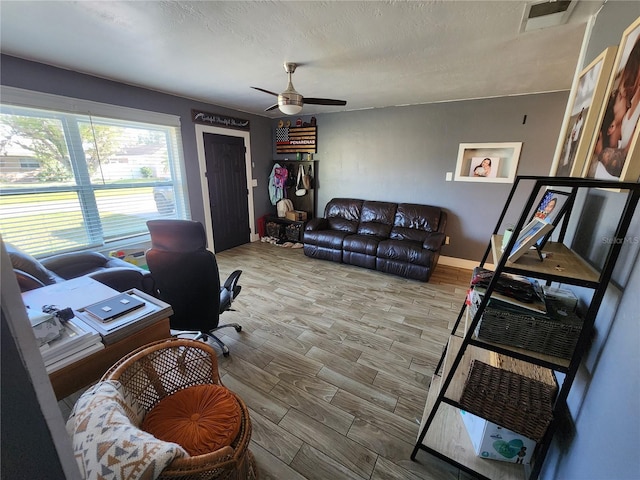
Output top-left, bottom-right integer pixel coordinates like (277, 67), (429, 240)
(39, 318), (103, 373)
(75, 290), (164, 344)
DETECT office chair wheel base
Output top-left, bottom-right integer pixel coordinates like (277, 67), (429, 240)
(235, 325), (242, 332)
(222, 346), (230, 357)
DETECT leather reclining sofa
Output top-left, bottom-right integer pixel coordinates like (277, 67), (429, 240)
(303, 198), (447, 282)
(5, 242), (152, 293)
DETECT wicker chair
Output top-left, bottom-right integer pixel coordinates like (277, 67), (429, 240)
(101, 338), (257, 480)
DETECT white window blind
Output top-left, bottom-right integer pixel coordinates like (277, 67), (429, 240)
(0, 91), (189, 257)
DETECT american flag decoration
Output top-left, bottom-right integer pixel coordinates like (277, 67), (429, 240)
(276, 126), (317, 154)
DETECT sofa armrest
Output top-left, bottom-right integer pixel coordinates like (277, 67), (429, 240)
(13, 269), (48, 292)
(305, 217), (328, 231)
(42, 251), (111, 279)
(87, 267), (153, 293)
(423, 232), (446, 251)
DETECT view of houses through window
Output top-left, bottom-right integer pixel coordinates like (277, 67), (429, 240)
(0, 103), (189, 257)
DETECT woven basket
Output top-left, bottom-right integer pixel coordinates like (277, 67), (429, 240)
(266, 221), (284, 239)
(285, 222), (303, 242)
(459, 360), (556, 442)
(476, 304), (583, 359)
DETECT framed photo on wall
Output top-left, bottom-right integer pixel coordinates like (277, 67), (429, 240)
(583, 16), (640, 182)
(454, 142), (522, 183)
(550, 46), (617, 177)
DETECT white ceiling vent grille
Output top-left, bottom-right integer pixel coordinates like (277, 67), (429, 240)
(520, 1), (577, 32)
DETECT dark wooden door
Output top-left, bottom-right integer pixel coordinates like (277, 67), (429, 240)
(203, 133), (250, 252)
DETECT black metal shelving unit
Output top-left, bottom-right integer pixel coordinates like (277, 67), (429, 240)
(411, 176), (640, 480)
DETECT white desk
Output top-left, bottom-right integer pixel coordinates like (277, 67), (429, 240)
(22, 278), (173, 400)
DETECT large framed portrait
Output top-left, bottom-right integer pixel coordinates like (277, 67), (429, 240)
(550, 47), (617, 177)
(583, 16), (640, 182)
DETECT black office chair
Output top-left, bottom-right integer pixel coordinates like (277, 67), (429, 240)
(145, 219), (243, 356)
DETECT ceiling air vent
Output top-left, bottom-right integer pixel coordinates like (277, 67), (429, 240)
(520, 0), (577, 32)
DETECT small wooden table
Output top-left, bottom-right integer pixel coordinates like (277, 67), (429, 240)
(22, 278), (172, 400)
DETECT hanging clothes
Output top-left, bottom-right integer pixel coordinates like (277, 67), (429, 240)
(268, 162), (288, 205)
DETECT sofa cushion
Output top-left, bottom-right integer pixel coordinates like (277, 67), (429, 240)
(390, 203), (442, 242)
(325, 198), (363, 233)
(357, 201), (396, 237)
(304, 229), (352, 249)
(343, 234), (382, 256)
(377, 239), (432, 266)
(142, 384), (242, 457)
(41, 251), (111, 279)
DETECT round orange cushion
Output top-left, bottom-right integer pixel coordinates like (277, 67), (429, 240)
(141, 384), (242, 456)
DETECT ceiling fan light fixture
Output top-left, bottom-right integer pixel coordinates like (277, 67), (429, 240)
(278, 91), (303, 115)
(279, 103), (303, 115)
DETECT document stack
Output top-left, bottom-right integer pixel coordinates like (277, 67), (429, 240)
(75, 290), (168, 345)
(38, 316), (103, 374)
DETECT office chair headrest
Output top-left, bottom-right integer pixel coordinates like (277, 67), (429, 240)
(147, 220), (207, 253)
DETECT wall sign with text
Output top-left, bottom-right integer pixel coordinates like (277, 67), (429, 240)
(191, 109), (250, 130)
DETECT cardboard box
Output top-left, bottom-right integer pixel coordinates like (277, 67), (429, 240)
(285, 210), (308, 221)
(460, 409), (536, 464)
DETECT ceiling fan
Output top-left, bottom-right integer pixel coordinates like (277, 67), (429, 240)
(251, 62), (347, 115)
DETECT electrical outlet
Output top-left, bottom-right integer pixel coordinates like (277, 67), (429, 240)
(445, 236), (450, 245)
(445, 172), (453, 181)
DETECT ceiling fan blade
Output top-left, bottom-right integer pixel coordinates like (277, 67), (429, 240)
(304, 97), (347, 106)
(251, 86), (279, 96)
(265, 104), (279, 112)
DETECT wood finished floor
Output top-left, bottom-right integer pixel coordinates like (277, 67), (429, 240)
(60, 241), (475, 479)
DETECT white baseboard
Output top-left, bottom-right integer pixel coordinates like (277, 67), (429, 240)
(438, 255), (494, 271)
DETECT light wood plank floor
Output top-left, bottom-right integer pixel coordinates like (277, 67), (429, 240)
(214, 242), (474, 480)
(59, 241), (475, 479)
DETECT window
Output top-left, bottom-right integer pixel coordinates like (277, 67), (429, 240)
(0, 88), (189, 257)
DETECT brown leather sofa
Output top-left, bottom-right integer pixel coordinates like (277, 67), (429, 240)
(5, 242), (153, 293)
(303, 198), (447, 281)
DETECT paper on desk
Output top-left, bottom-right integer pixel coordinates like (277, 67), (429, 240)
(22, 277), (118, 311)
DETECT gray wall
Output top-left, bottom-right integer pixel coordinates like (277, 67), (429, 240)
(541, 3), (640, 480)
(273, 93), (568, 261)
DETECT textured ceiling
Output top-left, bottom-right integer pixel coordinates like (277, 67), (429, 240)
(0, 1), (605, 117)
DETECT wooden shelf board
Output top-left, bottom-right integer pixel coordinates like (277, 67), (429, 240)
(491, 235), (599, 284)
(470, 336), (571, 371)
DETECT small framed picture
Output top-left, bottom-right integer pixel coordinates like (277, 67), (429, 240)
(508, 218), (555, 263)
(469, 157), (500, 178)
(531, 189), (571, 225)
(530, 189), (572, 249)
(454, 142), (522, 183)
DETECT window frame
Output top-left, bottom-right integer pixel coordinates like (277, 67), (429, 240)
(0, 86), (190, 257)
